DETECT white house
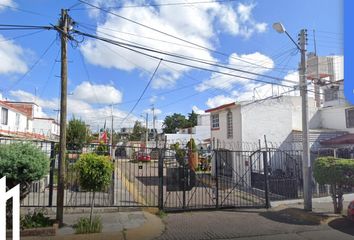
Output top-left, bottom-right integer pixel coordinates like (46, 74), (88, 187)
(205, 96), (324, 150)
(32, 117), (60, 141)
(0, 100), (34, 138)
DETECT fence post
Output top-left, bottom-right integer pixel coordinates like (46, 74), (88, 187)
(158, 147), (164, 210)
(215, 150), (219, 209)
(48, 142), (55, 207)
(263, 151), (271, 209)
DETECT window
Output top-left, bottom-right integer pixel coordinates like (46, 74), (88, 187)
(227, 111), (233, 139)
(324, 88), (339, 102)
(15, 113), (20, 127)
(26, 119), (29, 130)
(346, 108), (354, 128)
(211, 114), (219, 129)
(1, 108), (8, 125)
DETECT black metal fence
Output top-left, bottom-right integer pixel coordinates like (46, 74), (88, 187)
(1, 138), (353, 211)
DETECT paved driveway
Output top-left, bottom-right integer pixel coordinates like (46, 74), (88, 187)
(155, 208), (354, 240)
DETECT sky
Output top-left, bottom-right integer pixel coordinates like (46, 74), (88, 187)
(0, 0), (343, 131)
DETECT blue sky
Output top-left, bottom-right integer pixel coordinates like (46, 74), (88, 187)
(0, 0), (343, 130)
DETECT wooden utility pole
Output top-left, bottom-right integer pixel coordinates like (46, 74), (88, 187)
(57, 9), (69, 226)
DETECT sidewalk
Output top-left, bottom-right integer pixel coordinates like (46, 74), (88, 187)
(22, 210), (164, 240)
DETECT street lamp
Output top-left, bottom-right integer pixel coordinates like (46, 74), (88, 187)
(273, 22), (312, 211)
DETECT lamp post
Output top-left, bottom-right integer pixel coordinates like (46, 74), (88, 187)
(273, 22), (312, 211)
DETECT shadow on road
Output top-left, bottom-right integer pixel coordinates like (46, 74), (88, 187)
(328, 217), (354, 236)
(259, 208), (325, 226)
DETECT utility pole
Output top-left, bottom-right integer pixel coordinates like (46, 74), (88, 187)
(56, 9), (69, 226)
(299, 29), (312, 211)
(110, 104), (114, 158)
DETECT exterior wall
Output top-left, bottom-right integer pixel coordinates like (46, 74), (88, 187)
(1, 105), (31, 133)
(210, 105), (242, 149)
(197, 114), (210, 126)
(320, 105), (354, 133)
(32, 118), (60, 140)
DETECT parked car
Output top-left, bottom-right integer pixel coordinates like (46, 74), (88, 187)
(347, 200), (354, 221)
(136, 151), (151, 162)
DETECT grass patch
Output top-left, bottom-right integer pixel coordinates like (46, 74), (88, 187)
(73, 216), (103, 234)
(157, 210), (167, 219)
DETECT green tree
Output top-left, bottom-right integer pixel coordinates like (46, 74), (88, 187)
(0, 143), (49, 226)
(186, 110), (198, 128)
(162, 113), (188, 133)
(75, 153), (113, 223)
(313, 157), (354, 213)
(130, 121), (146, 141)
(67, 117), (89, 150)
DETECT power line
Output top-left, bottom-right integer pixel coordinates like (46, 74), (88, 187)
(0, 3), (51, 18)
(75, 30), (297, 88)
(78, 0), (282, 72)
(5, 38), (57, 93)
(0, 29), (47, 43)
(0, 24), (52, 30)
(72, 0), (238, 10)
(78, 22), (296, 73)
(119, 59), (163, 126)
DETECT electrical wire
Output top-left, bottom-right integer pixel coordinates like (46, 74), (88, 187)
(5, 38), (57, 93)
(119, 59), (163, 126)
(78, 0), (285, 72)
(74, 29), (298, 87)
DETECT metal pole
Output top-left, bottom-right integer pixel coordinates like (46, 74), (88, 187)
(145, 113), (148, 149)
(299, 29), (312, 211)
(57, 8), (69, 226)
(110, 104), (114, 158)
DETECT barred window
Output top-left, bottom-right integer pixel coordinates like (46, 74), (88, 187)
(324, 88), (339, 102)
(227, 111), (233, 139)
(211, 114), (219, 129)
(346, 108), (354, 128)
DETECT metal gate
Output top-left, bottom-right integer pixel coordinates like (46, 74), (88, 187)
(162, 149), (270, 211)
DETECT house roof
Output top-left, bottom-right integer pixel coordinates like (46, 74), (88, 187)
(0, 100), (31, 117)
(321, 134), (354, 145)
(205, 102), (236, 113)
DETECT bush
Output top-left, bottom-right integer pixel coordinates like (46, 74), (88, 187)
(21, 210), (55, 229)
(0, 143), (50, 192)
(94, 141), (109, 156)
(313, 157), (354, 213)
(73, 216), (102, 234)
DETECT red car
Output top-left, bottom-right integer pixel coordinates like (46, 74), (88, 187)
(347, 200), (354, 221)
(137, 152), (151, 162)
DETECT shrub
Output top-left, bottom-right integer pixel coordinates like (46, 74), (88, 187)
(73, 216), (102, 234)
(21, 210), (55, 229)
(313, 157), (354, 213)
(0, 143), (50, 193)
(75, 153), (113, 223)
(94, 141), (109, 156)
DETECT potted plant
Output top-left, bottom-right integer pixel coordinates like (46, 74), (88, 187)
(187, 138), (198, 171)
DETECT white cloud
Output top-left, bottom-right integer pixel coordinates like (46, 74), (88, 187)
(81, 1), (267, 89)
(0, 34), (28, 74)
(0, 0), (16, 11)
(196, 52), (274, 92)
(206, 95), (235, 108)
(9, 89), (139, 129)
(72, 81), (123, 104)
(192, 105), (205, 114)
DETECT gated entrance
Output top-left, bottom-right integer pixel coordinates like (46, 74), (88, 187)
(13, 140), (337, 212)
